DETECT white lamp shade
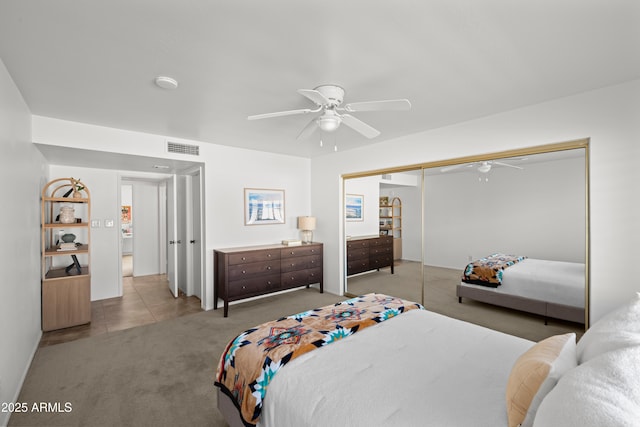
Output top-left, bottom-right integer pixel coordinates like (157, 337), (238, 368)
(298, 216), (316, 230)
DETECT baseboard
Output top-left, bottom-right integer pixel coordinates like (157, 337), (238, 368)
(1, 330), (42, 427)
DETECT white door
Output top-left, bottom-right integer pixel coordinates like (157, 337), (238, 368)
(176, 175), (188, 295)
(166, 175), (179, 297)
(188, 170), (203, 299)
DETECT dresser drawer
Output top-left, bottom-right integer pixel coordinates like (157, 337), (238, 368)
(281, 270), (312, 288)
(370, 254), (393, 269)
(228, 250), (280, 265)
(347, 247), (368, 261)
(307, 267), (322, 284)
(347, 259), (370, 275)
(281, 255), (321, 273)
(370, 245), (392, 256)
(280, 244), (322, 259)
(228, 260), (281, 281)
(347, 240), (370, 250)
(228, 273), (280, 298)
(370, 236), (393, 247)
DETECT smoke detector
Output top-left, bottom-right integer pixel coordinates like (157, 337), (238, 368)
(154, 76), (178, 90)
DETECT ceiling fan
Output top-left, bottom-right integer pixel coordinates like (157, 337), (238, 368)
(247, 85), (411, 140)
(440, 160), (524, 174)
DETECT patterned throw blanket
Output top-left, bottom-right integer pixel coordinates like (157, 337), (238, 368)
(214, 293), (424, 426)
(462, 253), (527, 287)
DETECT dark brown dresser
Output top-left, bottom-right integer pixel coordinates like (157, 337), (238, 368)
(346, 235), (394, 276)
(214, 242), (323, 317)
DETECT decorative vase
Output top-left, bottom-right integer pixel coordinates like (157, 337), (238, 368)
(59, 206), (75, 224)
(61, 233), (76, 243)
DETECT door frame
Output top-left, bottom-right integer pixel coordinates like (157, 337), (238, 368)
(182, 166), (206, 305)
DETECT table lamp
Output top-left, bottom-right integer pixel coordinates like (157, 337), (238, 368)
(297, 216), (316, 244)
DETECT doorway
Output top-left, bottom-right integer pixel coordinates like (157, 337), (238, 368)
(121, 184), (133, 277)
(165, 169), (205, 304)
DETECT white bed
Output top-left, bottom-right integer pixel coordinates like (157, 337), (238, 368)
(457, 258), (586, 324)
(219, 309), (533, 427)
(217, 293), (640, 427)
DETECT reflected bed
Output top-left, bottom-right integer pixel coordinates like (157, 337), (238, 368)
(457, 257), (585, 324)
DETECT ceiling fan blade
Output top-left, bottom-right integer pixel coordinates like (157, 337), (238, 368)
(493, 161), (523, 170)
(296, 117), (319, 140)
(340, 114), (380, 139)
(343, 99), (411, 112)
(297, 89), (331, 106)
(247, 108), (314, 120)
(440, 164), (466, 173)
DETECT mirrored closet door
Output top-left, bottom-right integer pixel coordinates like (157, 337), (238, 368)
(344, 170), (424, 303)
(343, 140), (589, 342)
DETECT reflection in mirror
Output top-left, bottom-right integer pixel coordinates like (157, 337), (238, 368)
(344, 171), (423, 303)
(422, 148), (587, 342)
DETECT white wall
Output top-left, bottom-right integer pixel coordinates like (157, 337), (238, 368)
(311, 79), (640, 323)
(0, 59), (47, 427)
(31, 117), (312, 310)
(344, 176), (379, 238)
(49, 165), (122, 301)
(381, 181), (423, 262)
(424, 155), (585, 269)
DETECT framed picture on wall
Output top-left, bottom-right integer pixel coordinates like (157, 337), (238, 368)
(345, 194), (364, 221)
(244, 188), (285, 225)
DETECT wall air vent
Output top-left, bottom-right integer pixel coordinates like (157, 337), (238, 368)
(167, 141), (200, 156)
(382, 174), (392, 180)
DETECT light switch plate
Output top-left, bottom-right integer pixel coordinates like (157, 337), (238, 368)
(105, 219), (114, 228)
(91, 219), (101, 228)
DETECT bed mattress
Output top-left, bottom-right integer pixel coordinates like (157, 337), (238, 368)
(460, 258), (585, 308)
(257, 309), (533, 427)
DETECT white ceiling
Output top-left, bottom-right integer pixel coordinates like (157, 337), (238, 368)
(1, 1), (639, 159)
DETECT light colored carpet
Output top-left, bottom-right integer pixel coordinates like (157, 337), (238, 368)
(12, 264), (583, 426)
(10, 289), (344, 427)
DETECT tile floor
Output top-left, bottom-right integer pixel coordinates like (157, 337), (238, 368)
(39, 273), (202, 347)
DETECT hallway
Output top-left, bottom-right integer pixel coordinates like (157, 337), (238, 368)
(39, 274), (202, 347)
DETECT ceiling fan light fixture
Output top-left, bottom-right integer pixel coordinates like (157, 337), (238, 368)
(477, 163), (492, 173)
(316, 114), (341, 132)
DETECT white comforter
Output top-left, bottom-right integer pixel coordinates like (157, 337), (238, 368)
(462, 258), (585, 308)
(259, 309), (533, 427)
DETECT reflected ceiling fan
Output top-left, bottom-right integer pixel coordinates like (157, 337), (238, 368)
(247, 85), (411, 140)
(440, 160), (524, 174)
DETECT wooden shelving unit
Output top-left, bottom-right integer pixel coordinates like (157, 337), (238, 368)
(379, 196), (402, 260)
(41, 178), (91, 331)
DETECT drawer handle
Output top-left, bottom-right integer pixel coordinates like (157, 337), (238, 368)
(268, 254), (271, 257)
(242, 257), (246, 261)
(267, 266), (271, 270)
(242, 270), (246, 274)
(267, 281), (272, 285)
(290, 251), (295, 255)
(242, 286), (246, 290)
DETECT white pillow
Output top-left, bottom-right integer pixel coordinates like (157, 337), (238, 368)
(532, 346), (640, 427)
(576, 292), (640, 363)
(505, 333), (577, 427)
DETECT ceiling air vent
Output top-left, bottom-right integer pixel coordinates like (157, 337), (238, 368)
(167, 141), (199, 156)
